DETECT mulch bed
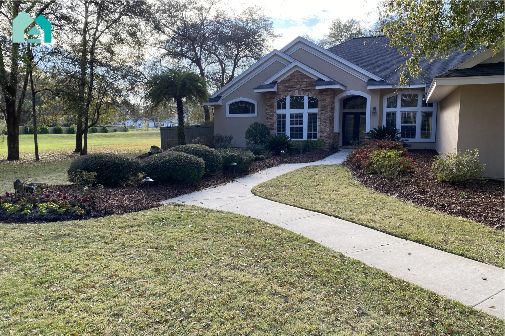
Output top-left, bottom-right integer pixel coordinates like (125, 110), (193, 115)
(345, 150), (504, 229)
(2, 150), (331, 223)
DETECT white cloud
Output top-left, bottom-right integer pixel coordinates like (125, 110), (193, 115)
(220, 0), (382, 49)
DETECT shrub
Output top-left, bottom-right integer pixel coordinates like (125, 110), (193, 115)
(23, 126), (32, 134)
(172, 144), (223, 175)
(367, 149), (414, 177)
(68, 153), (142, 187)
(368, 126), (401, 141)
(289, 139), (325, 154)
(39, 126), (49, 134)
(245, 122), (270, 153)
(218, 148), (255, 174)
(67, 126), (76, 134)
(432, 149), (485, 183)
(268, 134), (291, 155)
(214, 134), (233, 148)
(346, 140), (405, 170)
(141, 151), (205, 185)
(53, 125), (63, 134)
(191, 136), (213, 147)
(101, 126), (108, 133)
(121, 126), (129, 132)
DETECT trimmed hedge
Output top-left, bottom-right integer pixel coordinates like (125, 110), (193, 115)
(218, 148), (255, 174)
(68, 153), (142, 187)
(172, 144), (223, 175)
(141, 151), (205, 185)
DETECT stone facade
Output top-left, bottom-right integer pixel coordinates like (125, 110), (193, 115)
(263, 70), (338, 147)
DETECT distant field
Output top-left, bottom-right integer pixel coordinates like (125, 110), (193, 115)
(0, 130), (161, 193)
(0, 130), (160, 159)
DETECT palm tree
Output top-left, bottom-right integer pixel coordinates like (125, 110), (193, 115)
(147, 69), (207, 145)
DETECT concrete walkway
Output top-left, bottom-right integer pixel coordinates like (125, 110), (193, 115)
(165, 150), (505, 319)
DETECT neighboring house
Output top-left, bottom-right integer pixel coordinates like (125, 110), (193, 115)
(159, 117), (176, 127)
(135, 119), (156, 129)
(205, 36), (504, 179)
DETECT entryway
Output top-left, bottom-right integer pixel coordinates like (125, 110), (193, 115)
(341, 95), (367, 146)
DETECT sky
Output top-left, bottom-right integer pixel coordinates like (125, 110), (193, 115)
(222, 0), (382, 49)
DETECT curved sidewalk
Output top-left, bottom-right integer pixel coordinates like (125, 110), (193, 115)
(164, 150), (504, 319)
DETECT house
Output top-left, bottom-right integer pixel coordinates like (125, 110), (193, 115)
(205, 36), (504, 179)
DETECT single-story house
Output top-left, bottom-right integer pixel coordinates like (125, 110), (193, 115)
(205, 36), (504, 179)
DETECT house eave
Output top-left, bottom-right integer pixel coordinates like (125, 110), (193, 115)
(315, 84), (346, 90)
(367, 84), (426, 90)
(427, 75), (504, 102)
(254, 84), (277, 93)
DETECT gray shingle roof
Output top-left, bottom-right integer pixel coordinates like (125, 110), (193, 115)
(208, 95), (222, 103)
(328, 36), (475, 85)
(315, 79), (345, 87)
(438, 62), (504, 78)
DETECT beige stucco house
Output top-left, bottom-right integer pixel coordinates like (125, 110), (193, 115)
(205, 36), (504, 179)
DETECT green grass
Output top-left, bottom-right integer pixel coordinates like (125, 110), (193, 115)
(0, 130), (160, 158)
(252, 165), (505, 268)
(0, 205), (502, 335)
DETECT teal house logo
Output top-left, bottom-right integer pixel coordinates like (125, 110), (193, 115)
(12, 12), (52, 44)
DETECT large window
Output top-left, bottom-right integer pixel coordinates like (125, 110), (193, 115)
(226, 98), (256, 117)
(276, 95), (318, 140)
(382, 92), (436, 141)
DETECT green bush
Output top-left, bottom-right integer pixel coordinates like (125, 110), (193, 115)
(245, 122), (270, 153)
(142, 151), (205, 185)
(23, 126), (32, 134)
(172, 144), (223, 175)
(432, 149), (485, 183)
(214, 134), (233, 148)
(67, 126), (76, 134)
(218, 148), (255, 174)
(366, 149), (414, 177)
(368, 126), (401, 141)
(101, 126), (108, 133)
(39, 126), (49, 134)
(267, 134), (291, 155)
(289, 139), (325, 154)
(68, 153), (142, 187)
(53, 126), (63, 134)
(90, 127), (98, 133)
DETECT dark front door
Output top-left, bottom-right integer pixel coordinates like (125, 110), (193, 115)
(342, 112), (366, 146)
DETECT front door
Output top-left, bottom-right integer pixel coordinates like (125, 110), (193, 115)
(342, 112), (366, 146)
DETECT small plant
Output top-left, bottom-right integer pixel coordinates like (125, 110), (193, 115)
(67, 126), (76, 134)
(53, 125), (63, 134)
(68, 153), (142, 187)
(141, 151), (205, 185)
(171, 144), (223, 175)
(267, 134), (291, 155)
(39, 126), (49, 134)
(245, 122), (270, 153)
(432, 149), (485, 183)
(346, 140), (405, 170)
(68, 170), (97, 187)
(368, 126), (401, 141)
(214, 134), (233, 148)
(218, 148), (255, 174)
(367, 149), (414, 177)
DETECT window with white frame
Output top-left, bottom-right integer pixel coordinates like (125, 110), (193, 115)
(226, 98), (257, 117)
(382, 92), (436, 141)
(276, 95), (318, 140)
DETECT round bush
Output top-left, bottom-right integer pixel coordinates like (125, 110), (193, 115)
(218, 148), (255, 174)
(432, 149), (485, 183)
(53, 126), (63, 134)
(67, 126), (76, 134)
(141, 151), (205, 185)
(267, 134), (291, 155)
(68, 153), (142, 187)
(172, 144), (223, 175)
(245, 122), (270, 149)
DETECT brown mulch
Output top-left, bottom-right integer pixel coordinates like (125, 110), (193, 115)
(346, 150), (505, 229)
(25, 150), (332, 222)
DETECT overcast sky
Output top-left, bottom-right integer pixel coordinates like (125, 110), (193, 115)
(222, 0), (382, 49)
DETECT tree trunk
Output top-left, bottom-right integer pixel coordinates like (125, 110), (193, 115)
(176, 98), (185, 145)
(6, 102), (19, 161)
(75, 1), (89, 153)
(28, 57), (39, 161)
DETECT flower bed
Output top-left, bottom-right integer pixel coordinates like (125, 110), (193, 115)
(345, 150), (504, 229)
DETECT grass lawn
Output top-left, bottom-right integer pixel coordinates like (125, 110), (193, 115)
(0, 130), (160, 159)
(0, 205), (502, 335)
(252, 165), (505, 268)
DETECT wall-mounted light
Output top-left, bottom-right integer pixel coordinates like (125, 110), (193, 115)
(372, 106), (377, 115)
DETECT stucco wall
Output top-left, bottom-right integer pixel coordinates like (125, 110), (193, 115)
(436, 88), (461, 154)
(458, 84), (504, 179)
(213, 59), (287, 147)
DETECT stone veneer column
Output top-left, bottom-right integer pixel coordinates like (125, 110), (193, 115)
(262, 70), (337, 147)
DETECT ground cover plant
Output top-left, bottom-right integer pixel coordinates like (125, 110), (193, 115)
(0, 205), (503, 335)
(253, 165), (504, 268)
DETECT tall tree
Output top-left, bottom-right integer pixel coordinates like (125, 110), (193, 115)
(380, 0), (504, 83)
(319, 19), (366, 48)
(0, 1), (55, 160)
(147, 69), (207, 145)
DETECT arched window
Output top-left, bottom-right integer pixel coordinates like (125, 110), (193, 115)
(382, 92), (436, 141)
(276, 95), (318, 140)
(226, 98), (257, 117)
